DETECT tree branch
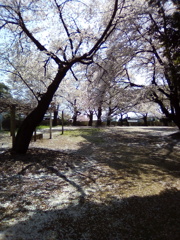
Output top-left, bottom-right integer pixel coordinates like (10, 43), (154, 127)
(17, 11), (64, 66)
(124, 67), (144, 88)
(88, 0), (122, 57)
(70, 68), (79, 81)
(54, 0), (74, 57)
(0, 64), (39, 102)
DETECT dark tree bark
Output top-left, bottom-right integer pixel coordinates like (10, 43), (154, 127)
(53, 110), (58, 126)
(72, 114), (77, 126)
(153, 92), (180, 129)
(118, 114), (124, 126)
(53, 104), (59, 127)
(107, 117), (111, 126)
(107, 107), (113, 126)
(88, 110), (93, 126)
(72, 99), (81, 126)
(12, 67), (69, 154)
(143, 114), (148, 126)
(96, 106), (102, 127)
(53, 104), (60, 126)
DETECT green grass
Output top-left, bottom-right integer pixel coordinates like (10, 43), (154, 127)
(37, 125), (50, 130)
(64, 128), (103, 136)
(64, 128), (105, 145)
(63, 128), (105, 143)
(0, 130), (10, 134)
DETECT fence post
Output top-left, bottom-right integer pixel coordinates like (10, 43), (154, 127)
(62, 111), (64, 135)
(49, 110), (52, 139)
(10, 104), (16, 148)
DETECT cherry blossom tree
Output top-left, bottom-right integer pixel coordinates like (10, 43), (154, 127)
(132, 100), (163, 126)
(121, 0), (180, 129)
(0, 0), (123, 153)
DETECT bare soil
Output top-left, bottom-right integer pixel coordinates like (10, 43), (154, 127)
(0, 126), (180, 240)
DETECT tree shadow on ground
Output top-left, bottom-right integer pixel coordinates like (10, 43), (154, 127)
(1, 188), (180, 240)
(122, 126), (179, 133)
(0, 129), (180, 240)
(73, 128), (180, 178)
(0, 149), (88, 202)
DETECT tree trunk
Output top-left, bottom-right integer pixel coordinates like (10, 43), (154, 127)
(153, 94), (180, 130)
(53, 110), (58, 126)
(72, 108), (77, 126)
(107, 117), (111, 126)
(88, 111), (93, 126)
(143, 114), (148, 126)
(72, 100), (78, 126)
(72, 114), (77, 126)
(119, 114), (123, 126)
(172, 114), (180, 130)
(107, 107), (112, 127)
(96, 106), (102, 127)
(12, 66), (69, 154)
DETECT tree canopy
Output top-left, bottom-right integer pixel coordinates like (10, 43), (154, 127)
(0, 0), (123, 153)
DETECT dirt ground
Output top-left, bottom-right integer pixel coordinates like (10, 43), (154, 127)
(0, 126), (180, 240)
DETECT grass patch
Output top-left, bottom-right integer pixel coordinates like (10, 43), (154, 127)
(36, 125), (50, 130)
(0, 130), (9, 134)
(64, 128), (103, 136)
(63, 128), (105, 143)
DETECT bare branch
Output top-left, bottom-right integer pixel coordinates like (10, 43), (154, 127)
(88, 0), (123, 57)
(54, 0), (74, 57)
(16, 11), (64, 66)
(0, 61), (39, 102)
(70, 68), (79, 81)
(124, 67), (144, 88)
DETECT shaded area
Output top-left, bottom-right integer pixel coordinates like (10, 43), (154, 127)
(0, 127), (180, 240)
(70, 127), (180, 178)
(1, 189), (180, 240)
(0, 149), (87, 203)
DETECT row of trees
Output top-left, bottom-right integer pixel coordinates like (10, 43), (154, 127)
(56, 79), (162, 127)
(0, 80), (163, 129)
(0, 0), (179, 154)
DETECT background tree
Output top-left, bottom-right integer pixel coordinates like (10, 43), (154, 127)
(132, 100), (163, 126)
(123, 0), (180, 129)
(0, 82), (9, 96)
(72, 80), (96, 126)
(147, 0), (180, 128)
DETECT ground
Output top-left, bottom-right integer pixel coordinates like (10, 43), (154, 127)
(0, 126), (180, 240)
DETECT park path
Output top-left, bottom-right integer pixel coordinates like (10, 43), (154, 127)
(0, 126), (180, 240)
(0, 126), (178, 153)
